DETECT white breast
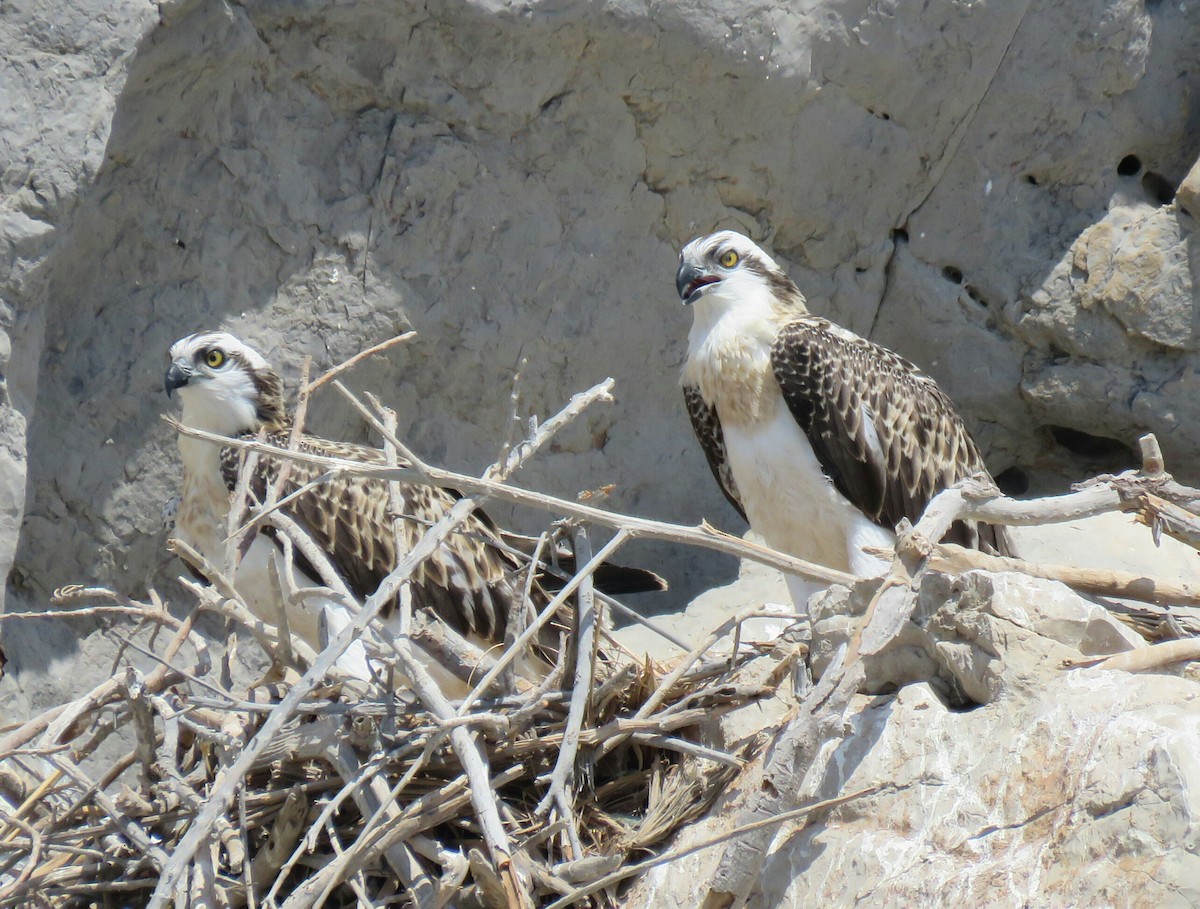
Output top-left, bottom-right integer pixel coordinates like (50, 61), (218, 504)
(723, 392), (894, 596)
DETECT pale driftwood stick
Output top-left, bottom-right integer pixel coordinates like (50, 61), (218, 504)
(225, 427), (264, 566)
(273, 533), (308, 677)
(1135, 493), (1200, 551)
(237, 787), (306, 907)
(235, 788), (253, 909)
(336, 374), (614, 487)
(152, 368), (613, 909)
(912, 436), (1200, 548)
(597, 589), (692, 654)
(1064, 638), (1200, 672)
(2, 605), (152, 622)
(849, 456), (1182, 663)
(534, 528), (597, 855)
(409, 612), (509, 695)
(46, 755), (171, 871)
(505, 530), (547, 695)
(386, 635), (534, 907)
(30, 679), (122, 754)
(152, 501), (462, 909)
(701, 648), (867, 908)
(303, 330), (417, 395)
(278, 779), (478, 909)
(0, 810), (41, 903)
(628, 733), (744, 767)
(499, 705), (730, 756)
(188, 835), (220, 909)
(911, 479), (1119, 553)
(266, 512), (356, 605)
(543, 781), (894, 909)
(323, 742), (435, 906)
(596, 605), (796, 763)
(455, 532), (631, 717)
(1140, 433), (1166, 478)
(121, 669), (156, 793)
(484, 378), (613, 482)
(226, 467), (339, 542)
(899, 541), (1200, 608)
(40, 586), (210, 685)
(495, 354), (528, 475)
(170, 542), (325, 673)
(168, 417), (856, 587)
(377, 402), (414, 637)
(264, 755), (380, 904)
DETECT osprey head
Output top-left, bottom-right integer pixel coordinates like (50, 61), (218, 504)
(165, 331), (285, 435)
(676, 230), (802, 310)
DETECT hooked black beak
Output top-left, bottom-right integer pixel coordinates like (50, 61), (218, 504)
(676, 260), (721, 305)
(164, 362), (191, 398)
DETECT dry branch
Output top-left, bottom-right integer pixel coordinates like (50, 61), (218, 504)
(19, 340), (1200, 909)
(168, 416), (855, 588)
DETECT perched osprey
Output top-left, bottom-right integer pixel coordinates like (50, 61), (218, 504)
(676, 231), (1010, 608)
(165, 330), (662, 681)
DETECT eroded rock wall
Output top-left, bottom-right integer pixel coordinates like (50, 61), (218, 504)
(2, 0), (1199, 714)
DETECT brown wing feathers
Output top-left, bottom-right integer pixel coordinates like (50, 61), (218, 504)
(220, 434), (517, 640)
(220, 433), (666, 641)
(683, 385), (747, 522)
(770, 317), (1009, 553)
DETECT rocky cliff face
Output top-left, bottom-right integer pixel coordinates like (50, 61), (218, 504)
(2, 0), (1200, 899)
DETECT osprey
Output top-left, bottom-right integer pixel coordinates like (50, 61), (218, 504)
(165, 330), (662, 681)
(676, 231), (1010, 608)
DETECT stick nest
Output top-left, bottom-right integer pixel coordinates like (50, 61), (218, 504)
(0, 574), (784, 909)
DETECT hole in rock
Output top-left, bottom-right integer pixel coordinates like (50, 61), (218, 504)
(891, 227), (908, 244)
(1141, 171), (1175, 205)
(942, 265), (963, 284)
(964, 284), (988, 307)
(1047, 426), (1134, 462)
(1117, 154), (1142, 176)
(994, 466), (1030, 497)
(1024, 174), (1038, 186)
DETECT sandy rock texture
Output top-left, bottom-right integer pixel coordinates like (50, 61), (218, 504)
(646, 673), (1200, 909)
(6, 0), (1199, 663)
(3, 0), (1200, 901)
(624, 571), (1200, 909)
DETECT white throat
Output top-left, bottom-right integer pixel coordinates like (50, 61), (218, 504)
(175, 373), (260, 474)
(686, 279), (780, 358)
(681, 278), (785, 422)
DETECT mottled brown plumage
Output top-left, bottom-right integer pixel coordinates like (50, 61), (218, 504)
(676, 231), (1011, 583)
(682, 386), (745, 523)
(167, 330), (663, 672)
(768, 317), (1007, 552)
(219, 430), (519, 640)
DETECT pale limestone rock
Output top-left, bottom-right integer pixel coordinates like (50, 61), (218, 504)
(1176, 152), (1200, 218)
(2, 0), (1199, 821)
(810, 570), (1144, 707)
(625, 580), (1200, 909)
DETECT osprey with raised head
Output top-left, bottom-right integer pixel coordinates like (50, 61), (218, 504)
(165, 330), (663, 681)
(676, 231), (1010, 608)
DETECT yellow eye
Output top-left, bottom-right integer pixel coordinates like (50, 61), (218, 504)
(718, 249), (739, 268)
(204, 348), (226, 368)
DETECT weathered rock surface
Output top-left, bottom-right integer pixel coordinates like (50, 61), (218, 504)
(624, 569), (1200, 909)
(3, 0), (1200, 898)
(4, 0), (1200, 681)
(811, 570), (1145, 706)
(630, 671), (1200, 909)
